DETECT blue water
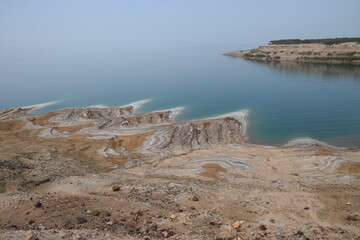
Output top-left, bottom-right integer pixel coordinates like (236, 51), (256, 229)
(1, 45), (360, 147)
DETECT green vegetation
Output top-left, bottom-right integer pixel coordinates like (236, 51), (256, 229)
(312, 56), (360, 61)
(255, 54), (266, 58)
(270, 38), (360, 45)
(243, 53), (253, 58)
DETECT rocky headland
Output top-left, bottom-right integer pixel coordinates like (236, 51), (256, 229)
(0, 103), (359, 239)
(224, 38), (360, 65)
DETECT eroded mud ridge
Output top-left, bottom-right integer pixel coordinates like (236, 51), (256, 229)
(0, 105), (359, 239)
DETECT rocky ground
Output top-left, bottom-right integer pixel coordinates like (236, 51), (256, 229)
(224, 42), (360, 65)
(0, 105), (359, 240)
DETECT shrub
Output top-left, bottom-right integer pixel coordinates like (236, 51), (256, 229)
(270, 37), (360, 45)
(244, 53), (253, 58)
(255, 54), (266, 58)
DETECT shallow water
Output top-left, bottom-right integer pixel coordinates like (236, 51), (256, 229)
(1, 45), (360, 147)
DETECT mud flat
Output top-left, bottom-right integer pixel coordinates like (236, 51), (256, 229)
(0, 103), (359, 239)
(224, 40), (360, 65)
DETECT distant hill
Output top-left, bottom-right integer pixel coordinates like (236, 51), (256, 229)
(269, 37), (360, 45)
(224, 38), (360, 65)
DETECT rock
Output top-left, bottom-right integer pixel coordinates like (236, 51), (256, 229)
(76, 217), (87, 224)
(34, 201), (42, 208)
(259, 224), (267, 231)
(295, 230), (304, 236)
(112, 185), (120, 192)
(232, 220), (245, 229)
(25, 230), (38, 240)
(92, 210), (100, 216)
(346, 214), (360, 221)
(192, 196), (199, 201)
(131, 210), (140, 215)
(170, 214), (177, 221)
(29, 220), (35, 225)
(105, 212), (111, 216)
(86, 210), (91, 214)
(149, 223), (158, 231)
(304, 207), (309, 210)
(162, 231), (169, 238)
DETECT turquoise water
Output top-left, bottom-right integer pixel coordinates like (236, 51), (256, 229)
(1, 46), (360, 148)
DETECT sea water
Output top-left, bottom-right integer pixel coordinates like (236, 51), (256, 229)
(1, 45), (359, 147)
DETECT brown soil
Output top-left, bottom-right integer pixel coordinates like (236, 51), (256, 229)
(338, 161), (360, 178)
(0, 119), (26, 132)
(0, 107), (359, 239)
(53, 123), (95, 134)
(200, 163), (227, 181)
(29, 112), (61, 127)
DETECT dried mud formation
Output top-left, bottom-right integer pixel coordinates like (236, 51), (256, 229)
(0, 105), (359, 239)
(224, 42), (360, 65)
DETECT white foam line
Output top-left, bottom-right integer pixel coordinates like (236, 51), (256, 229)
(152, 106), (186, 121)
(119, 99), (152, 113)
(206, 109), (250, 122)
(22, 100), (61, 112)
(284, 137), (342, 149)
(88, 104), (108, 108)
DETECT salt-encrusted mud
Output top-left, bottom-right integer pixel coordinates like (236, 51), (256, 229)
(0, 104), (359, 239)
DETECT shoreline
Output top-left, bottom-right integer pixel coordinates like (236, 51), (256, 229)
(6, 100), (358, 150)
(224, 41), (360, 65)
(1, 103), (360, 239)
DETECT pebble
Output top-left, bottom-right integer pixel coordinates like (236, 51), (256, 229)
(112, 185), (120, 192)
(232, 220), (245, 229)
(192, 196), (199, 201)
(76, 217), (87, 224)
(92, 210), (100, 216)
(259, 224), (267, 231)
(170, 214), (177, 221)
(162, 231), (169, 238)
(34, 201), (42, 208)
(25, 230), (37, 240)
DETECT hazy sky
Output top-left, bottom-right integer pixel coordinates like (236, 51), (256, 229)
(1, 0), (360, 50)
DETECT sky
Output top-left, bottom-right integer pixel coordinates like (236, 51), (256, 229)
(0, 0), (360, 52)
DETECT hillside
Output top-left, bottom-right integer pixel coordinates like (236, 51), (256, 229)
(224, 38), (360, 65)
